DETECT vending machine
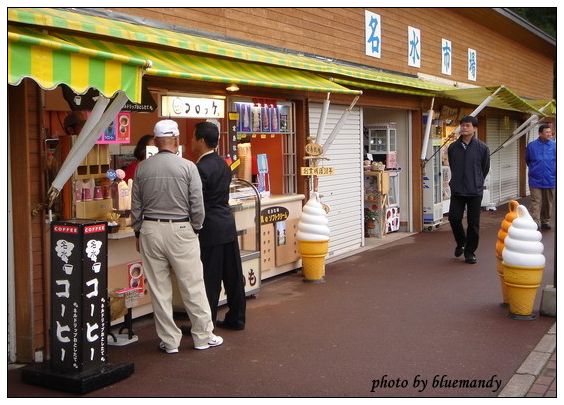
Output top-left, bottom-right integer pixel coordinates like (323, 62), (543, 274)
(422, 138), (443, 230)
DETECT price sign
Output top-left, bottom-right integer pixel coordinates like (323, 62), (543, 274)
(260, 206), (289, 225)
(300, 167), (336, 176)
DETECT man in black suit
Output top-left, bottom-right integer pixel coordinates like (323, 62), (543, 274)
(192, 121), (246, 330)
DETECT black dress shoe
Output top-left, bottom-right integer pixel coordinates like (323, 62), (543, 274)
(454, 245), (465, 257)
(216, 319), (245, 331)
(464, 254), (477, 264)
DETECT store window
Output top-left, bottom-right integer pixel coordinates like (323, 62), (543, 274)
(367, 124), (396, 160)
(228, 98), (296, 196)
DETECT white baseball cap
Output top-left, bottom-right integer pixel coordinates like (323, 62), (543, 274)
(154, 119), (180, 137)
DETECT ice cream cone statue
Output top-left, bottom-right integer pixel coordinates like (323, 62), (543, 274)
(297, 192), (330, 282)
(502, 205), (545, 320)
(495, 200), (520, 305)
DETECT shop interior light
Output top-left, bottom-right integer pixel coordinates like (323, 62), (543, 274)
(226, 84), (240, 92)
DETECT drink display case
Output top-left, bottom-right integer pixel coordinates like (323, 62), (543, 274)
(227, 178), (261, 301)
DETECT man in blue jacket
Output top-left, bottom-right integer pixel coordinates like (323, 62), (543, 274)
(525, 124), (556, 230)
(447, 116), (490, 264)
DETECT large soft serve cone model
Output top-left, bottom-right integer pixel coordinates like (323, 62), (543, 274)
(296, 193), (330, 282)
(495, 200), (520, 304)
(502, 205), (545, 319)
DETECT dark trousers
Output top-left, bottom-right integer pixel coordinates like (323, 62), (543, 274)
(448, 194), (483, 256)
(201, 239), (246, 327)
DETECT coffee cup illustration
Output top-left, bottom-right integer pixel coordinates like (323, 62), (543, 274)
(92, 262), (101, 273)
(63, 264), (74, 275)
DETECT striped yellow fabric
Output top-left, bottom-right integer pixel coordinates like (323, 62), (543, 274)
(440, 86), (547, 116)
(8, 7), (447, 93)
(8, 25), (148, 102)
(52, 31), (359, 94)
(331, 78), (439, 97)
(527, 99), (556, 117)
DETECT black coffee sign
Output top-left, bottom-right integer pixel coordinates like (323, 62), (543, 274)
(50, 220), (107, 373)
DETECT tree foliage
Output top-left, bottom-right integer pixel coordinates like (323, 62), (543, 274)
(509, 8), (556, 38)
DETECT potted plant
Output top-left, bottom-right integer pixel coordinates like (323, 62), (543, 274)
(365, 209), (378, 227)
(364, 208), (380, 237)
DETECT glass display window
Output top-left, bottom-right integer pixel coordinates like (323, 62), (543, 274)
(228, 98), (296, 195)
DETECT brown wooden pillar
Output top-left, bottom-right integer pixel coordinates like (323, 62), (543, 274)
(411, 109), (423, 232)
(9, 83), (35, 362)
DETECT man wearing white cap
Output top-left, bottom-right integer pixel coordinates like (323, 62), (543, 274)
(131, 119), (223, 353)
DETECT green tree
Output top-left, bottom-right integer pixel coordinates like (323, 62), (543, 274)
(509, 8), (556, 38)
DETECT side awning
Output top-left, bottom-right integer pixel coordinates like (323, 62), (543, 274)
(527, 99), (556, 117)
(8, 25), (148, 103)
(330, 77), (441, 97)
(438, 85), (549, 116)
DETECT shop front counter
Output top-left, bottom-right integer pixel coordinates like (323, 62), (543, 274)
(254, 194), (305, 280)
(107, 230), (153, 325)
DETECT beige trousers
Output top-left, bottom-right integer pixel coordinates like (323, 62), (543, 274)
(139, 220), (214, 350)
(529, 188), (554, 226)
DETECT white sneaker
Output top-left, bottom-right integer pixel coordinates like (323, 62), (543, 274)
(194, 334), (223, 350)
(159, 341), (179, 354)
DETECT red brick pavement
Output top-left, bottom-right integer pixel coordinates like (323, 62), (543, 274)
(526, 352), (556, 397)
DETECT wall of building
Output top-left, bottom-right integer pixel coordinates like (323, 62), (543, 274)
(109, 8), (554, 98)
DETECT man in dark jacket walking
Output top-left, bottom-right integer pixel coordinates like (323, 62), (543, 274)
(447, 116), (490, 264)
(525, 124), (556, 230)
(192, 121), (246, 330)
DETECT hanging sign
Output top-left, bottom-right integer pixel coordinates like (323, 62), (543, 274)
(160, 95), (225, 118)
(300, 166), (335, 176)
(305, 142), (323, 156)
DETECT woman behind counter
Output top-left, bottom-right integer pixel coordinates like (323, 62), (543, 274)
(124, 134), (155, 182)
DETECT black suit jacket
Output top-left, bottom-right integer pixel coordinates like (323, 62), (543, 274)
(196, 152), (237, 247)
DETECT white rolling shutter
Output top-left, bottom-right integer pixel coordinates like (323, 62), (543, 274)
(487, 117), (520, 206)
(309, 102), (362, 259)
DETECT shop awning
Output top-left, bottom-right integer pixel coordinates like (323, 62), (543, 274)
(7, 7), (445, 95)
(330, 78), (441, 97)
(438, 85), (547, 116)
(42, 30), (360, 95)
(527, 99), (556, 117)
(8, 25), (149, 103)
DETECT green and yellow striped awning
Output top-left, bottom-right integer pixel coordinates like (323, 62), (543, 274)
(331, 77), (441, 97)
(8, 25), (148, 102)
(9, 8), (552, 111)
(439, 86), (548, 116)
(33, 28), (359, 95)
(527, 99), (556, 117)
(7, 7), (445, 94)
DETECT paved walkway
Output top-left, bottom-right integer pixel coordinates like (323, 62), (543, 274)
(6, 198), (556, 397)
(499, 322), (556, 397)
